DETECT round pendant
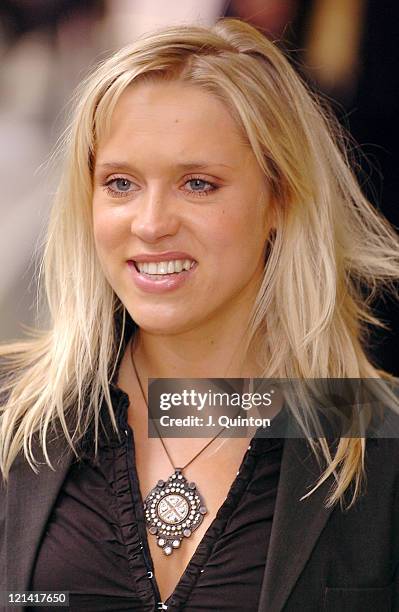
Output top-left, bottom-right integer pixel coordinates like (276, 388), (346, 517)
(143, 469), (207, 556)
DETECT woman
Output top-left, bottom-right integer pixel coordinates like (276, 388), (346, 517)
(1, 17), (399, 612)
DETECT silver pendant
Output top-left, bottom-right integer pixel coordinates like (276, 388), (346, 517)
(143, 469), (207, 556)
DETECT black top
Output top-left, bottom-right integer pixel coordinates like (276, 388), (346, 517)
(28, 384), (284, 611)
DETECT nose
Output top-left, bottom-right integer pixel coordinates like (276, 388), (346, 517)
(130, 185), (180, 243)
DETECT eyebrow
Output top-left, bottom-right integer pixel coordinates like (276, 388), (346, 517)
(95, 160), (234, 173)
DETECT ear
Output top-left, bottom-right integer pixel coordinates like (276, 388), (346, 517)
(263, 227), (276, 265)
(259, 185), (277, 234)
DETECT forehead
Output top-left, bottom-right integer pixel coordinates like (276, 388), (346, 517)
(95, 80), (251, 166)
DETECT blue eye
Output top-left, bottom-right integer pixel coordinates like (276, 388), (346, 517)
(113, 178), (132, 192)
(183, 177), (217, 197)
(102, 175), (218, 199)
(187, 179), (208, 190)
(102, 177), (135, 198)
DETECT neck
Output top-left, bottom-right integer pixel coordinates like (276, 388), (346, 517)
(131, 304), (262, 380)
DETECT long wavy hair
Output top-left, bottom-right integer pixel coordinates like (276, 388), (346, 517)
(1, 18), (399, 508)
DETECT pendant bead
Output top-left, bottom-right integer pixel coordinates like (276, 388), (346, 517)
(144, 469), (207, 556)
(130, 348), (215, 560)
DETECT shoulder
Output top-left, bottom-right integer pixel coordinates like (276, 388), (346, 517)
(364, 396), (399, 498)
(367, 376), (399, 441)
(0, 352), (18, 402)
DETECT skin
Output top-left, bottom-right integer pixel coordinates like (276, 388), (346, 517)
(92, 80), (273, 379)
(91, 81), (278, 600)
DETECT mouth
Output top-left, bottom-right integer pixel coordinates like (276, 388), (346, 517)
(131, 258), (197, 280)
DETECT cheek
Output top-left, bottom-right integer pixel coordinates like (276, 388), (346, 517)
(204, 217), (263, 291)
(218, 205), (268, 281)
(217, 202), (266, 255)
(92, 205), (127, 260)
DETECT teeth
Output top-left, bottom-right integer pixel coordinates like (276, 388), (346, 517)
(136, 259), (195, 275)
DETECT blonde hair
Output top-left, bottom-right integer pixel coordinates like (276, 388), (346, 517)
(1, 18), (399, 509)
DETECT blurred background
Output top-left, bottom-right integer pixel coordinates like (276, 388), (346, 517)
(0, 0), (398, 374)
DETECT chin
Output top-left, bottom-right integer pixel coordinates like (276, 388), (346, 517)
(126, 306), (200, 336)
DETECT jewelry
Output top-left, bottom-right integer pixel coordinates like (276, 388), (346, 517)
(130, 342), (232, 557)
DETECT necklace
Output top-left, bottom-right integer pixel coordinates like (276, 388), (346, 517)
(130, 342), (232, 557)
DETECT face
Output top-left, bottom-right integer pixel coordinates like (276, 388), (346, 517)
(92, 80), (272, 335)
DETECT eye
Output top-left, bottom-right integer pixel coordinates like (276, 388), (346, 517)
(101, 175), (218, 199)
(183, 176), (218, 197)
(102, 177), (136, 197)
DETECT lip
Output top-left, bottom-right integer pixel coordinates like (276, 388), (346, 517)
(127, 260), (198, 294)
(129, 251), (196, 263)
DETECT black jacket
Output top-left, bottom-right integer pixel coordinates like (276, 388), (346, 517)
(1, 420), (399, 611)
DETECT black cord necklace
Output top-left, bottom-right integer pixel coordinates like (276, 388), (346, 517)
(130, 341), (231, 557)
